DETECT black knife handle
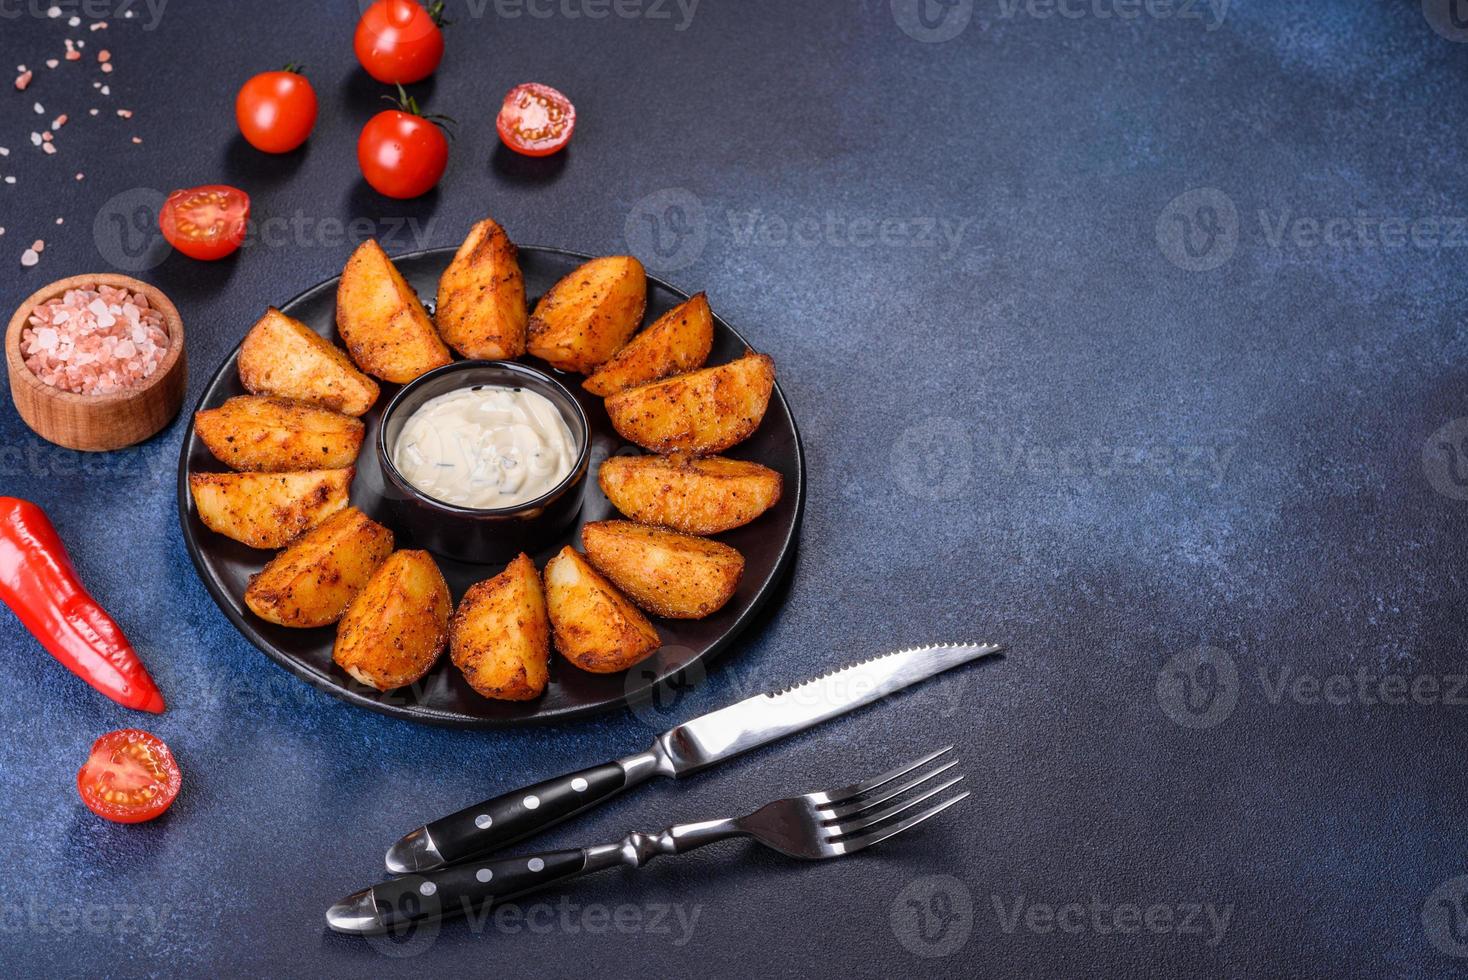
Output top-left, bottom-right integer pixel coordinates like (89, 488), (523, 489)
(373, 848), (589, 928)
(425, 761), (629, 866)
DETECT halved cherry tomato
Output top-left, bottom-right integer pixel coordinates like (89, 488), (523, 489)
(77, 729), (181, 824)
(496, 82), (575, 157)
(354, 0), (446, 85)
(358, 91), (450, 199)
(236, 66), (318, 154)
(159, 185), (250, 261)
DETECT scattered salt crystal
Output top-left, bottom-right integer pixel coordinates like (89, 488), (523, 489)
(55, 218), (63, 225)
(40, 132), (52, 143)
(0, 147), (8, 156)
(88, 109), (97, 116)
(33, 240), (44, 252)
(45, 59), (58, 69)
(91, 81), (100, 89)
(74, 172), (83, 180)
(41, 143), (55, 155)
(66, 50), (81, 62)
(21, 249), (38, 267)
(130, 136), (141, 144)
(90, 21), (107, 31)
(98, 50), (110, 63)
(116, 109), (132, 119)
(0, 227), (5, 236)
(100, 85), (109, 95)
(14, 71), (32, 91)
(46, 5), (60, 17)
(51, 115), (66, 130)
(3, 177), (15, 185)
(32, 102), (43, 114)
(16, 65), (25, 73)
(125, 9), (133, 17)
(68, 15), (79, 26)
(101, 63), (112, 74)
(29, 133), (41, 146)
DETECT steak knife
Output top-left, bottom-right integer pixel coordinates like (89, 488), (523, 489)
(384, 641), (1003, 873)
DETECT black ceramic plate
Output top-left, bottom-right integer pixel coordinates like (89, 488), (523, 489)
(177, 246), (803, 727)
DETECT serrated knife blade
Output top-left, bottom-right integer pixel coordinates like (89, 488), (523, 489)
(654, 642), (1004, 775)
(383, 641), (1004, 873)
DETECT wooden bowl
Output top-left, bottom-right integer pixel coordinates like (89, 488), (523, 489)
(6, 273), (186, 452)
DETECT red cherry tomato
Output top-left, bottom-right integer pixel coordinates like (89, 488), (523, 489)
(236, 66), (318, 154)
(358, 107), (449, 199)
(354, 0), (445, 85)
(496, 82), (576, 157)
(77, 729), (182, 824)
(158, 185), (251, 261)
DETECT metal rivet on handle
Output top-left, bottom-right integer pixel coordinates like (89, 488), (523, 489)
(475, 814), (493, 829)
(523, 795), (540, 810)
(571, 778), (588, 792)
(476, 868), (493, 883)
(528, 858), (545, 872)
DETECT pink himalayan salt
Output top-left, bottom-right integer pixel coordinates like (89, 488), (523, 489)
(14, 70), (31, 91)
(21, 285), (169, 395)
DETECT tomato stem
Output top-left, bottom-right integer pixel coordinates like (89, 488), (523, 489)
(383, 83), (457, 136)
(283, 63), (306, 75)
(427, 0), (451, 28)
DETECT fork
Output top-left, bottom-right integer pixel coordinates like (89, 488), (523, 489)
(326, 747), (968, 934)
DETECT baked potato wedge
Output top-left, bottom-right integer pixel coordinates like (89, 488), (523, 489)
(449, 553), (550, 701)
(604, 352), (776, 454)
(526, 255), (646, 373)
(244, 507), (394, 628)
(582, 521), (743, 619)
(238, 307), (380, 416)
(434, 217), (528, 360)
(543, 546), (660, 674)
(188, 468), (353, 549)
(582, 292), (714, 396)
(598, 454), (783, 535)
(195, 396), (364, 472)
(336, 238), (452, 383)
(333, 549), (452, 691)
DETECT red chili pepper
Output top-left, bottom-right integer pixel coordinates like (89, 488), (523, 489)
(0, 497), (165, 713)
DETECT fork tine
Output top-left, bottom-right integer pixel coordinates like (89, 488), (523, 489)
(810, 746), (954, 806)
(819, 760), (959, 820)
(829, 790), (970, 855)
(827, 775), (964, 837)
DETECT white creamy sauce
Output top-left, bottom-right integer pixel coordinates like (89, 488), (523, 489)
(393, 385), (576, 509)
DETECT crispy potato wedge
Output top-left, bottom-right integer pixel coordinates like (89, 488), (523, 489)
(526, 255), (646, 373)
(583, 292), (714, 396)
(435, 218), (528, 360)
(245, 507), (393, 628)
(543, 546), (660, 674)
(188, 468), (353, 549)
(336, 238), (452, 383)
(604, 352), (776, 454)
(449, 553), (550, 701)
(333, 550), (452, 691)
(238, 307), (380, 416)
(598, 454), (783, 535)
(195, 396), (364, 472)
(582, 521), (743, 619)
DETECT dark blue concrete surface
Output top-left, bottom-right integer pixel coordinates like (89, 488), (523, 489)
(1, 1), (1466, 976)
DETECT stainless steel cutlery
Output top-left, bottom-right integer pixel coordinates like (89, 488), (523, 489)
(328, 747), (969, 934)
(385, 641), (1002, 874)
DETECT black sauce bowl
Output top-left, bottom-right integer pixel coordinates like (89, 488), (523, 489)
(377, 360), (590, 564)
